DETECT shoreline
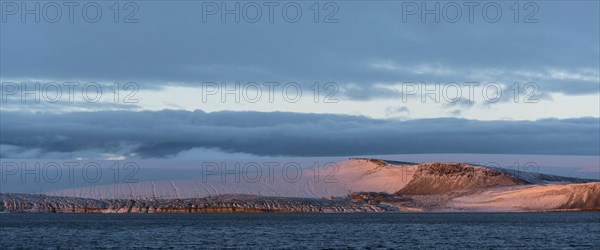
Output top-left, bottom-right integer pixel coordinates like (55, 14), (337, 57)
(2, 193), (599, 214)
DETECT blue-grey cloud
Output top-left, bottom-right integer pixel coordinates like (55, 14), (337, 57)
(1, 109), (598, 159)
(385, 106), (410, 115)
(1, 1), (598, 100)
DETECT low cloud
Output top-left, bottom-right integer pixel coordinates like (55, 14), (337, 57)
(1, 110), (598, 159)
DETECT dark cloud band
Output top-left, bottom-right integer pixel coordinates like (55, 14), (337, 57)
(1, 110), (598, 159)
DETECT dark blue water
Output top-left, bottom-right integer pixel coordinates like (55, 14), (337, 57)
(1, 213), (599, 249)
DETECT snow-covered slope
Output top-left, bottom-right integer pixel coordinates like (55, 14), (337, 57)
(445, 182), (600, 212)
(46, 159), (417, 199)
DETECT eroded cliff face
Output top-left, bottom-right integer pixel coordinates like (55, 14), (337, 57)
(556, 182), (600, 210)
(0, 193), (386, 213)
(396, 163), (525, 195)
(442, 182), (600, 212)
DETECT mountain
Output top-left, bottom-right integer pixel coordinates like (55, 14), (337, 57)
(1, 158), (598, 212)
(395, 162), (526, 195)
(387, 161), (599, 211)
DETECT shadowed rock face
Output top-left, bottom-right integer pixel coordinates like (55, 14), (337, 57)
(349, 192), (407, 203)
(395, 163), (525, 195)
(348, 158), (418, 167)
(348, 158), (390, 168)
(0, 193), (386, 213)
(491, 167), (598, 184)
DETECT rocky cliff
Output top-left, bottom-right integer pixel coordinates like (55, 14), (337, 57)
(396, 162), (525, 195)
(0, 193), (386, 213)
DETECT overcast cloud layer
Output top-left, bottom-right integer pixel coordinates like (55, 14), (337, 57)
(1, 1), (599, 159)
(1, 110), (598, 159)
(1, 1), (598, 99)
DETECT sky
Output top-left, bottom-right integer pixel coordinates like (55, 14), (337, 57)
(0, 0), (599, 160)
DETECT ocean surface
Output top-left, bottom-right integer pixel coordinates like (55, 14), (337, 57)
(1, 213), (599, 249)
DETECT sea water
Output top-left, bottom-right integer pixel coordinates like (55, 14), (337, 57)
(1, 213), (599, 249)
